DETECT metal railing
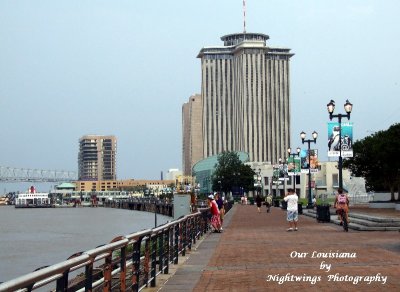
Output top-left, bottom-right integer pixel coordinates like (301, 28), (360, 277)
(0, 208), (210, 292)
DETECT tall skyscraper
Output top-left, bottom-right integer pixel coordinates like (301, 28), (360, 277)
(182, 94), (203, 175)
(197, 32), (294, 164)
(78, 135), (117, 180)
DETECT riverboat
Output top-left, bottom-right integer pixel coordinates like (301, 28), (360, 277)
(15, 192), (53, 208)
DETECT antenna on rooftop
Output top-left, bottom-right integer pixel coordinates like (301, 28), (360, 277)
(243, 0), (246, 34)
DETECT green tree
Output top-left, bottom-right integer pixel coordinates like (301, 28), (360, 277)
(343, 123), (400, 201)
(211, 151), (255, 196)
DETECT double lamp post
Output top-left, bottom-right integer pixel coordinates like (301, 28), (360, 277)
(327, 99), (353, 190)
(287, 147), (301, 190)
(300, 131), (318, 208)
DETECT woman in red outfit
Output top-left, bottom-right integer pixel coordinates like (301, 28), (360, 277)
(208, 194), (222, 232)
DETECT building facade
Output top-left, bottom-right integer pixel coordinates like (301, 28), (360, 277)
(75, 179), (174, 193)
(197, 33), (294, 164)
(182, 94), (203, 175)
(78, 135), (117, 181)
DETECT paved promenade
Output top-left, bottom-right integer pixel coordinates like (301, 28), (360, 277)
(153, 204), (400, 292)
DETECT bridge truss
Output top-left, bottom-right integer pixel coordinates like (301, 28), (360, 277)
(0, 166), (77, 182)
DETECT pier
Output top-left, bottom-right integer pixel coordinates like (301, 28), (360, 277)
(103, 198), (174, 218)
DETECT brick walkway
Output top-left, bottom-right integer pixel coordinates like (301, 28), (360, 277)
(158, 204), (400, 292)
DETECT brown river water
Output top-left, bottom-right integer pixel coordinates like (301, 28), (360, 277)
(0, 205), (170, 282)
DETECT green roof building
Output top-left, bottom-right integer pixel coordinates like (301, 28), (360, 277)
(192, 151), (249, 195)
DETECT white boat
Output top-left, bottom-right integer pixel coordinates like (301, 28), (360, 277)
(15, 192), (53, 208)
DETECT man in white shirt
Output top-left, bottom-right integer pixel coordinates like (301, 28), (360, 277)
(284, 188), (299, 231)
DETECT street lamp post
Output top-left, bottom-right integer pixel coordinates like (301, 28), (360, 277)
(233, 172), (241, 199)
(253, 168), (262, 197)
(277, 158), (287, 196)
(300, 131), (318, 208)
(217, 176), (224, 196)
(287, 147), (301, 190)
(327, 99), (353, 190)
(153, 197), (158, 228)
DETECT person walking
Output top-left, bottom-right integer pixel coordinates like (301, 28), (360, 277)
(208, 194), (222, 233)
(255, 194), (262, 213)
(284, 188), (299, 231)
(334, 188), (350, 225)
(215, 193), (225, 229)
(265, 194), (272, 213)
(312, 195), (317, 209)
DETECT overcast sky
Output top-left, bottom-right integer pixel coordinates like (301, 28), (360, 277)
(1, 0), (399, 192)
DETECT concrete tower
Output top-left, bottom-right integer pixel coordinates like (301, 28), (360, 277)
(197, 33), (294, 163)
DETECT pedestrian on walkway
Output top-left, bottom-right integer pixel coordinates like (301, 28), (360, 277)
(215, 193), (225, 229)
(312, 195), (317, 209)
(265, 194), (272, 213)
(334, 188), (350, 225)
(208, 194), (222, 232)
(255, 194), (262, 213)
(284, 188), (299, 231)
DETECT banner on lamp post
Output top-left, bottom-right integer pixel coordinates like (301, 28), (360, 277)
(300, 149), (320, 173)
(287, 156), (301, 176)
(327, 122), (354, 157)
(273, 162), (289, 181)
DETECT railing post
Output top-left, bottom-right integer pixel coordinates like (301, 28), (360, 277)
(131, 239), (142, 292)
(144, 239), (150, 287)
(56, 270), (69, 291)
(150, 234), (157, 287)
(169, 226), (174, 265)
(103, 253), (112, 292)
(164, 228), (169, 274)
(181, 220), (186, 256)
(159, 229), (164, 274)
(85, 260), (93, 291)
(188, 217), (193, 250)
(119, 246), (127, 292)
(174, 223), (179, 264)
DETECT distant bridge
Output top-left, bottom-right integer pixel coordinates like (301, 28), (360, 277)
(0, 166), (77, 182)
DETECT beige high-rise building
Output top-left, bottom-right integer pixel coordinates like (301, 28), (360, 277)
(78, 135), (117, 181)
(197, 33), (294, 164)
(182, 94), (203, 175)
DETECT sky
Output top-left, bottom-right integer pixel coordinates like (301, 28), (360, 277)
(1, 0), (399, 192)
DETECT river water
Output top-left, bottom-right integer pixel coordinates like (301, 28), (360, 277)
(0, 206), (171, 282)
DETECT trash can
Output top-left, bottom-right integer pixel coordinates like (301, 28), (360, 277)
(298, 203), (303, 215)
(316, 205), (330, 222)
(273, 200), (280, 207)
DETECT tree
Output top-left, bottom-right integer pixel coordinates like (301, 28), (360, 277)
(343, 123), (400, 201)
(211, 151), (255, 196)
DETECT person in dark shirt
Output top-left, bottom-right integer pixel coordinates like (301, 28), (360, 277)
(215, 193), (225, 229)
(256, 194), (262, 213)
